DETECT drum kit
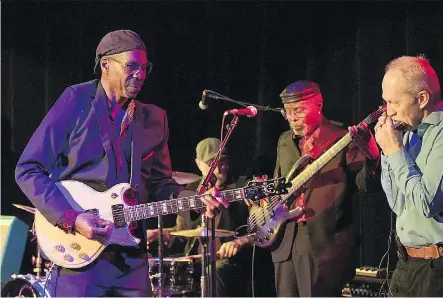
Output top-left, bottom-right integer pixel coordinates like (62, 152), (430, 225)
(148, 226), (233, 297)
(1, 171), (235, 298)
(1, 273), (51, 298)
(1, 204), (53, 298)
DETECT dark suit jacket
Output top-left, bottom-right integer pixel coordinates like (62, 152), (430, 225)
(271, 118), (377, 264)
(15, 80), (184, 241)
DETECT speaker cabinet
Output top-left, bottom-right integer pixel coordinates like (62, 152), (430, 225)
(0, 216), (29, 281)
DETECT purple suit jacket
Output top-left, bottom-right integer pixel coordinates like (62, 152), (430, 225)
(15, 79), (184, 228)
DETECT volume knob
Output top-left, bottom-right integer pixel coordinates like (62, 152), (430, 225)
(79, 253), (89, 260)
(55, 245), (65, 252)
(70, 243), (81, 250)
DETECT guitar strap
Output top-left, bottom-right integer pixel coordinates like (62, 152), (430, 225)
(129, 101), (141, 190)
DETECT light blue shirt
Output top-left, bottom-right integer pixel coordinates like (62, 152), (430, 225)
(381, 107), (443, 247)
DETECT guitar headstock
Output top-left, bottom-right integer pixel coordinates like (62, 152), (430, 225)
(244, 177), (289, 201)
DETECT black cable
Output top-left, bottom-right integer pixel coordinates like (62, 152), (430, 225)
(376, 210), (396, 297)
(232, 224), (256, 297)
(251, 244), (256, 298)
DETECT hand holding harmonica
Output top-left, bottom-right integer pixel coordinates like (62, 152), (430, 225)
(374, 112), (405, 156)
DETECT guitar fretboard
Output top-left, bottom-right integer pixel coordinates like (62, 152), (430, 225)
(280, 106), (385, 203)
(123, 188), (246, 222)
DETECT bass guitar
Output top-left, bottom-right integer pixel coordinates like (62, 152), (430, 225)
(247, 106), (386, 248)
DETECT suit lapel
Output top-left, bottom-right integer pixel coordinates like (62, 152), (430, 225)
(90, 82), (117, 185)
(129, 101), (147, 239)
(130, 101), (143, 195)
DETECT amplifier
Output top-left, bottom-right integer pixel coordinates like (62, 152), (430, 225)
(0, 216), (29, 281)
(348, 275), (390, 297)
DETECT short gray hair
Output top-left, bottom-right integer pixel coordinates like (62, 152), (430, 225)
(385, 55), (441, 102)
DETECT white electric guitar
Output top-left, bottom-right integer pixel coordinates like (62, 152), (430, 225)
(35, 179), (287, 268)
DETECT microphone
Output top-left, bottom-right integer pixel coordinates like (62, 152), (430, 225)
(199, 90), (227, 110)
(279, 108), (287, 120)
(223, 106), (258, 118)
(199, 90), (209, 110)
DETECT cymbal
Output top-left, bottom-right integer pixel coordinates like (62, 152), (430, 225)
(175, 252), (221, 261)
(170, 227), (235, 238)
(172, 171), (201, 185)
(12, 203), (35, 214)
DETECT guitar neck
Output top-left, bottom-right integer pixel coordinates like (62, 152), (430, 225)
(281, 132), (352, 201)
(123, 188), (245, 221)
(279, 106), (385, 202)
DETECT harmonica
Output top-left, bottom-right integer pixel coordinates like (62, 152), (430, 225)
(393, 119), (406, 130)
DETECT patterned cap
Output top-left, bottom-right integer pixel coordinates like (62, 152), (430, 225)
(279, 80), (322, 104)
(94, 29), (146, 74)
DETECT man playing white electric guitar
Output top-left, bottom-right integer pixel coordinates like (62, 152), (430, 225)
(15, 29), (228, 297)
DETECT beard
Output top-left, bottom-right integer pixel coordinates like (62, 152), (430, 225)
(290, 123), (307, 136)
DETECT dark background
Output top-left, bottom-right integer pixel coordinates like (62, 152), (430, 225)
(2, 0), (443, 271)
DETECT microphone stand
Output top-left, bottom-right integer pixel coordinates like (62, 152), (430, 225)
(157, 215), (164, 297)
(203, 90), (287, 119)
(196, 114), (240, 298)
(31, 223), (42, 279)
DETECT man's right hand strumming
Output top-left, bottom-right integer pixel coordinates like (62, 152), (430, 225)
(75, 213), (112, 240)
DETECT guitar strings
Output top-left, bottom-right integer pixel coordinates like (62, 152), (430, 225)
(247, 108), (384, 228)
(76, 184), (272, 220)
(248, 135), (352, 225)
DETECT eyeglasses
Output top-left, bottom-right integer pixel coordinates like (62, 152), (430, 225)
(284, 106), (310, 117)
(106, 57), (153, 74)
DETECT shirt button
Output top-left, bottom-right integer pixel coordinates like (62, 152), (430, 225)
(400, 227), (404, 231)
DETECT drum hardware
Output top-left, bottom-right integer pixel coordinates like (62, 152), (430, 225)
(174, 253), (220, 261)
(1, 274), (52, 297)
(12, 203), (36, 215)
(157, 215), (165, 298)
(172, 171), (201, 185)
(148, 257), (198, 297)
(3, 204), (53, 297)
(13, 204), (54, 278)
(193, 111), (241, 297)
(170, 227), (234, 238)
(2, 230), (52, 298)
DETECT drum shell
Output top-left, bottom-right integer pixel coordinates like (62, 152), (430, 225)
(1, 274), (51, 297)
(148, 257), (198, 295)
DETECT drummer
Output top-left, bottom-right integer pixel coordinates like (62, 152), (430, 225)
(147, 137), (253, 297)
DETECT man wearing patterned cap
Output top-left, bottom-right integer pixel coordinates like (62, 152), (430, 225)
(265, 80), (380, 296)
(15, 30), (227, 296)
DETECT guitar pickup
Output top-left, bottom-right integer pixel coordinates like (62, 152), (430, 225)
(85, 208), (98, 216)
(111, 204), (127, 228)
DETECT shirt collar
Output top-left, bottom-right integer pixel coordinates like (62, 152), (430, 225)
(422, 101), (443, 126)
